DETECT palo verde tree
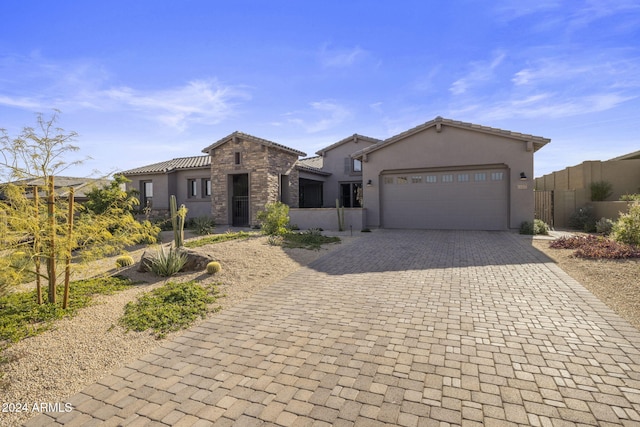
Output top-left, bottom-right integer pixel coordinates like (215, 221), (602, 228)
(0, 111), (159, 304)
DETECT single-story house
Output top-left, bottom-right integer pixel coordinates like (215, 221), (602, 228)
(535, 150), (640, 227)
(0, 176), (111, 203)
(122, 117), (550, 230)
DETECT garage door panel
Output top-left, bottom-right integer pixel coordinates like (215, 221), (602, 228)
(382, 168), (508, 230)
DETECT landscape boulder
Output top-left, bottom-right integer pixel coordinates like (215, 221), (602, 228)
(137, 246), (215, 273)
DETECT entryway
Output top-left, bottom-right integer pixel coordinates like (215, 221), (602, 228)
(231, 174), (249, 226)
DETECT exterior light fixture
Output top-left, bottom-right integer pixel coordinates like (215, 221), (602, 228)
(366, 179), (373, 187)
(520, 172), (527, 181)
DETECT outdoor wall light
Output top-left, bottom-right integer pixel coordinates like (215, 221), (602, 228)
(366, 179), (373, 187)
(520, 172), (528, 181)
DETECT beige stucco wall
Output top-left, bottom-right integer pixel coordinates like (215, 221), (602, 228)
(125, 173), (170, 213)
(535, 159), (640, 227)
(319, 138), (377, 207)
(173, 168), (212, 219)
(289, 208), (365, 231)
(361, 125), (535, 229)
(208, 138), (300, 226)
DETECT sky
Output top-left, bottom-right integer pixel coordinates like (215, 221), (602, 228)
(0, 0), (639, 179)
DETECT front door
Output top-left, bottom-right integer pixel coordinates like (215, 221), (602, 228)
(232, 174), (249, 226)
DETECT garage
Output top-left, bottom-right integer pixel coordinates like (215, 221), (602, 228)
(381, 167), (509, 230)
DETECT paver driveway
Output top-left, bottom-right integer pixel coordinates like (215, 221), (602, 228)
(27, 230), (640, 426)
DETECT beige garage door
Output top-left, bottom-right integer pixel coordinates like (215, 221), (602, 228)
(381, 168), (508, 230)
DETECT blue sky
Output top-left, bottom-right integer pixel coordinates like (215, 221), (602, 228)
(1, 0), (639, 178)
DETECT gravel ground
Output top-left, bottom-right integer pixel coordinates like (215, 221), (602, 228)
(0, 232), (355, 427)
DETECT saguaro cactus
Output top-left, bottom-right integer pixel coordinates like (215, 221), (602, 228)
(170, 195), (187, 247)
(336, 198), (345, 232)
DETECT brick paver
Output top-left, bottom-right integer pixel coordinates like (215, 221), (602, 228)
(24, 230), (640, 426)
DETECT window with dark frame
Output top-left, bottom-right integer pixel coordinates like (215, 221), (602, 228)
(234, 152), (241, 165)
(203, 179), (211, 196)
(188, 179), (197, 198)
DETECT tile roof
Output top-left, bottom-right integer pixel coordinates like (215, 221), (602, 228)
(202, 131), (306, 157)
(352, 116), (551, 158)
(296, 156), (331, 176)
(315, 134), (381, 156)
(1, 176), (111, 199)
(120, 156), (211, 175)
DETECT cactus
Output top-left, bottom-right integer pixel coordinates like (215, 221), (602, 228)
(336, 198), (345, 231)
(206, 261), (222, 274)
(116, 255), (135, 268)
(170, 195), (187, 248)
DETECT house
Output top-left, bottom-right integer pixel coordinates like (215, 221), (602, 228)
(121, 117), (550, 230)
(0, 176), (111, 203)
(535, 150), (640, 227)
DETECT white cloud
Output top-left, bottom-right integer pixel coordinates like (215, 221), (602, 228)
(0, 54), (250, 131)
(450, 51), (506, 95)
(285, 100), (352, 133)
(319, 45), (368, 68)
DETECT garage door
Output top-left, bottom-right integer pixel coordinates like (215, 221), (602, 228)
(381, 168), (508, 230)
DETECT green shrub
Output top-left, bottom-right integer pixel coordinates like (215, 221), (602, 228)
(590, 181), (613, 201)
(190, 216), (216, 235)
(612, 202), (640, 246)
(147, 246), (187, 277)
(256, 202), (290, 235)
(267, 235), (284, 246)
(115, 255), (135, 268)
(519, 219), (549, 235)
(119, 281), (219, 338)
(595, 217), (614, 235)
(282, 231), (341, 250)
(621, 193), (640, 202)
(361, 228), (371, 232)
(206, 261), (222, 274)
(569, 206), (597, 232)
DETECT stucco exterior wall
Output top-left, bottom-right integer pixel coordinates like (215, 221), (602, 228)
(125, 173), (170, 213)
(173, 168), (212, 219)
(289, 208), (365, 231)
(361, 125), (534, 229)
(319, 138), (377, 207)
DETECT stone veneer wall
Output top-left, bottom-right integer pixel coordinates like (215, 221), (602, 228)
(208, 138), (300, 226)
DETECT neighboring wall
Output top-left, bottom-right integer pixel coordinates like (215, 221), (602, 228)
(536, 159), (640, 227)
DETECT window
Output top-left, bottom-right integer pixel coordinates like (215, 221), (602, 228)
(340, 182), (363, 207)
(141, 181), (153, 209)
(491, 171), (504, 181)
(474, 173), (486, 182)
(442, 174), (454, 183)
(457, 174), (469, 182)
(234, 152), (241, 165)
(352, 159), (362, 173)
(425, 175), (437, 183)
(397, 176), (408, 184)
(188, 179), (197, 198)
(411, 176), (422, 184)
(203, 179), (211, 196)
(384, 176), (394, 185)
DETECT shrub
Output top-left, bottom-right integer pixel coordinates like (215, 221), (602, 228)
(612, 202), (640, 245)
(115, 255), (134, 268)
(119, 281), (219, 338)
(361, 228), (371, 232)
(190, 216), (216, 235)
(620, 193), (640, 202)
(569, 206), (597, 232)
(549, 234), (640, 259)
(282, 231), (341, 250)
(147, 246), (187, 277)
(206, 261), (221, 274)
(267, 235), (284, 246)
(519, 219), (549, 235)
(590, 180), (613, 201)
(256, 202), (290, 235)
(595, 217), (614, 235)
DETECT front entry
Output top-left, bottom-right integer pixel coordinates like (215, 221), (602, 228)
(231, 174), (249, 226)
